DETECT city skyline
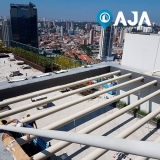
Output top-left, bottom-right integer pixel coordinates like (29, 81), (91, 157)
(0, 0), (160, 23)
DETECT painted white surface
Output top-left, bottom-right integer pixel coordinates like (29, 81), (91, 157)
(122, 33), (160, 72)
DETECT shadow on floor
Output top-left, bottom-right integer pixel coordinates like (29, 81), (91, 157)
(58, 116), (135, 160)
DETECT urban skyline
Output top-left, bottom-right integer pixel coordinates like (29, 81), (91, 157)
(0, 0), (160, 23)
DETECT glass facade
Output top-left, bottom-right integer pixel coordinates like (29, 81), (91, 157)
(99, 24), (114, 60)
(10, 3), (38, 48)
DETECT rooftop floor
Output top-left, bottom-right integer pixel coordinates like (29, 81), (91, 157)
(0, 53), (42, 82)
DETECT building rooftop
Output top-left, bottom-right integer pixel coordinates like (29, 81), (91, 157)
(0, 62), (160, 159)
(0, 53), (42, 83)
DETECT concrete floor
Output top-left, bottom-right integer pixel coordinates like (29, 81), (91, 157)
(2, 87), (160, 160)
(0, 53), (42, 82)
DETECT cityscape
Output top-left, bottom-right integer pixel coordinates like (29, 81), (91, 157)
(1, 1), (160, 160)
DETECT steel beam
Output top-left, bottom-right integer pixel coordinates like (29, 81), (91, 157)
(0, 126), (160, 159)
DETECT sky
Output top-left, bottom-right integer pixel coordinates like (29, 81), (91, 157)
(0, 0), (160, 23)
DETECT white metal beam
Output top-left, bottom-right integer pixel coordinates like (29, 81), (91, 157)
(0, 71), (120, 107)
(0, 73), (131, 118)
(0, 125), (160, 159)
(135, 135), (160, 160)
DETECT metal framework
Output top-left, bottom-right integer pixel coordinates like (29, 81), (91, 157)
(0, 71), (120, 108)
(16, 80), (156, 146)
(0, 73), (132, 118)
(0, 70), (160, 160)
(32, 83), (159, 160)
(82, 97), (160, 160)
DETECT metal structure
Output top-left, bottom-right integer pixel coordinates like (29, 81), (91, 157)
(16, 80), (155, 146)
(2, 75), (141, 120)
(0, 70), (120, 107)
(0, 126), (160, 159)
(0, 69), (160, 160)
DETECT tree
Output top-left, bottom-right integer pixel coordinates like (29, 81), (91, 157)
(0, 42), (4, 49)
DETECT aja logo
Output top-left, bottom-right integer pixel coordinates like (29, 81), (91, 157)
(97, 10), (151, 28)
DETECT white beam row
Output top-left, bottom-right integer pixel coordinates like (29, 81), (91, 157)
(82, 93), (160, 160)
(15, 77), (150, 146)
(32, 82), (159, 160)
(0, 73), (131, 119)
(0, 71), (120, 107)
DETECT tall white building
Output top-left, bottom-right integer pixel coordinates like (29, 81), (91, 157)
(98, 25), (114, 60)
(53, 21), (56, 27)
(2, 19), (12, 46)
(85, 23), (91, 30)
(119, 29), (125, 44)
(113, 28), (118, 42)
(38, 23), (41, 28)
(0, 22), (2, 40)
(60, 26), (63, 37)
(89, 29), (94, 44)
(76, 26), (79, 31)
(71, 21), (74, 30)
(95, 26), (101, 32)
(47, 21), (51, 28)
(66, 21), (70, 30)
(56, 26), (60, 33)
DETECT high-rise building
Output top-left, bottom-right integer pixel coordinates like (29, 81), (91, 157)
(95, 26), (101, 32)
(76, 26), (79, 31)
(0, 22), (2, 40)
(71, 21), (74, 30)
(113, 28), (118, 42)
(82, 38), (88, 45)
(43, 18), (46, 22)
(89, 29), (94, 44)
(66, 21), (70, 30)
(47, 21), (51, 28)
(99, 25), (114, 60)
(53, 21), (56, 27)
(1, 19), (12, 46)
(38, 23), (41, 28)
(119, 29), (125, 44)
(119, 28), (129, 44)
(60, 26), (63, 37)
(85, 23), (91, 30)
(10, 2), (38, 48)
(56, 26), (60, 33)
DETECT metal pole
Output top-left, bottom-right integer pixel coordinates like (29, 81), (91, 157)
(82, 97), (160, 160)
(0, 71), (120, 107)
(0, 125), (160, 159)
(1, 75), (139, 119)
(135, 135), (160, 160)
(16, 81), (156, 147)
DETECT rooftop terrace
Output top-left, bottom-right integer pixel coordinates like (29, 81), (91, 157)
(0, 62), (160, 160)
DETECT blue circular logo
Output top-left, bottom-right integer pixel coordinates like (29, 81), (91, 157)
(100, 12), (110, 23)
(97, 10), (113, 29)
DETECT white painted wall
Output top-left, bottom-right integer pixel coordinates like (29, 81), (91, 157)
(118, 79), (160, 115)
(122, 33), (160, 72)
